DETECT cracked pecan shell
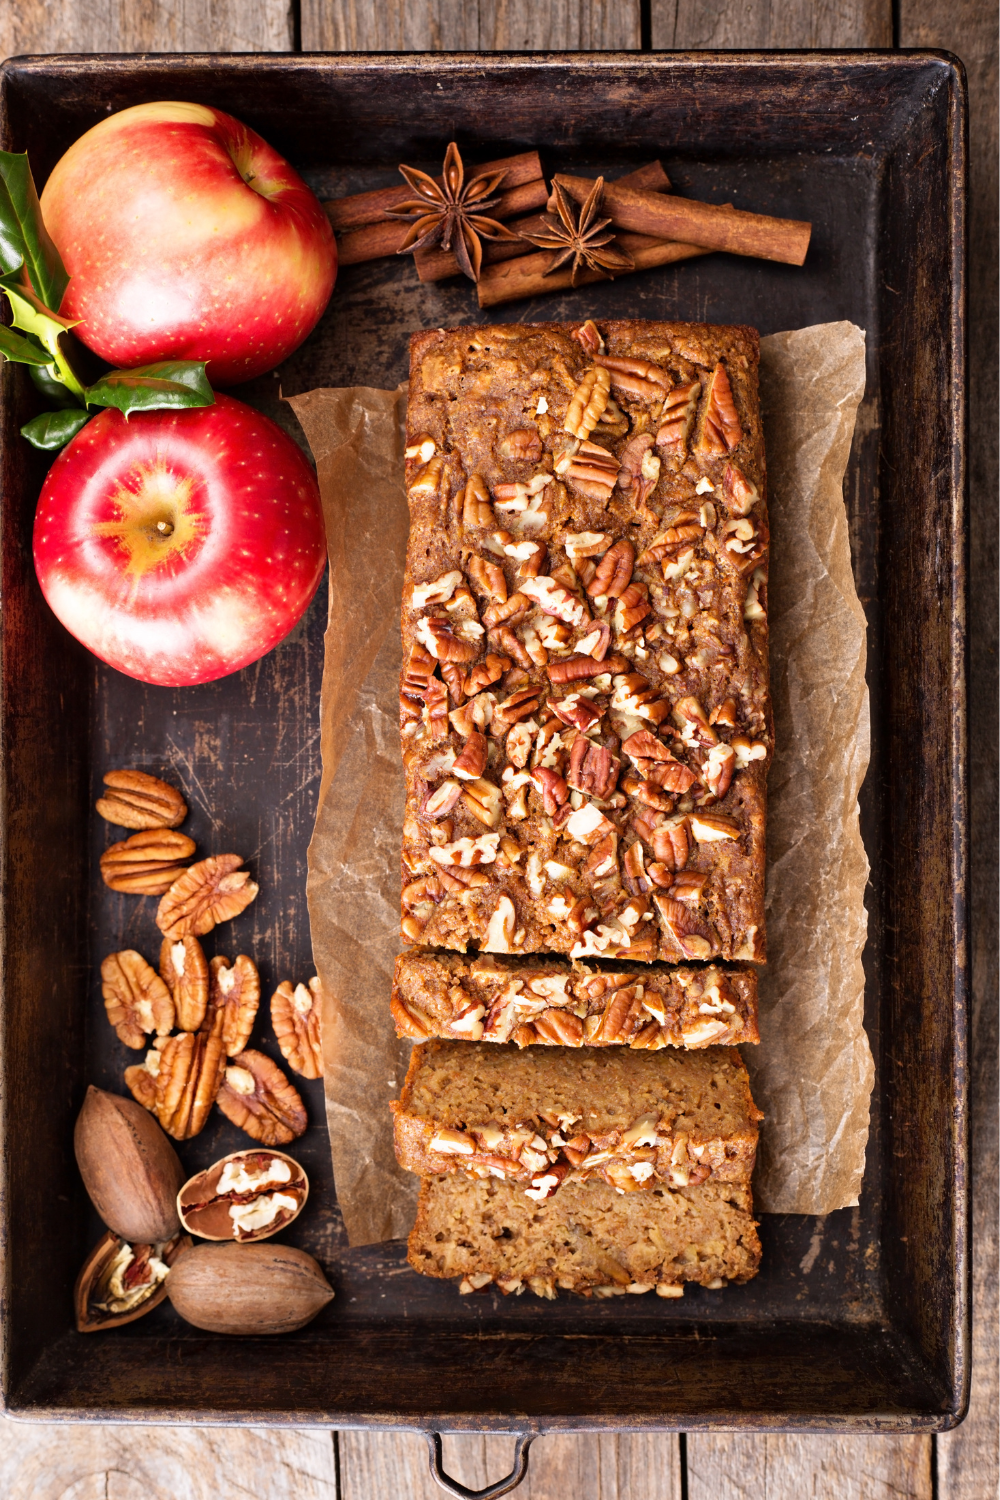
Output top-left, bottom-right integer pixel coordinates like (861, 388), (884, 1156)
(96, 770), (187, 830)
(101, 951), (175, 1050)
(156, 854), (259, 939)
(270, 978), (324, 1080)
(216, 1050), (307, 1146)
(128, 1030), (227, 1140)
(159, 936), (210, 1032)
(207, 954), (260, 1058)
(100, 829), (197, 895)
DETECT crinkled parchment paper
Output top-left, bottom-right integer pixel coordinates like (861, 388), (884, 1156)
(290, 320), (872, 1245)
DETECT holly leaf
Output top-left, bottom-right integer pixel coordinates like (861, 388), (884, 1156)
(0, 151), (69, 312)
(20, 408), (91, 450)
(0, 323), (51, 367)
(84, 361), (215, 416)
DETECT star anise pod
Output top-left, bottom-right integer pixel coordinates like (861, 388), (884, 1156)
(524, 177), (635, 286)
(386, 141), (519, 283)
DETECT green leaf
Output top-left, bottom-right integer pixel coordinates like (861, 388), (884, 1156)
(0, 267), (84, 397)
(84, 361), (215, 416)
(0, 151), (69, 312)
(20, 408), (91, 450)
(29, 362), (85, 408)
(0, 323), (51, 367)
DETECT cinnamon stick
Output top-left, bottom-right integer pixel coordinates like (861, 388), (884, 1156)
(324, 150), (543, 231)
(336, 177), (549, 268)
(551, 173), (812, 267)
(477, 235), (712, 310)
(414, 160), (674, 283)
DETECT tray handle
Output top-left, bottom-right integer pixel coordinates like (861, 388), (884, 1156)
(426, 1432), (534, 1499)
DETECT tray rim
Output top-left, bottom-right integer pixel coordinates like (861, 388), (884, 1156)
(0, 46), (969, 1433)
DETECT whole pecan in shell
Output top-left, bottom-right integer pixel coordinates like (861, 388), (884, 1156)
(206, 954), (261, 1057)
(216, 1050), (307, 1146)
(74, 1085), (185, 1243)
(101, 950), (175, 1050)
(100, 828), (196, 895)
(156, 854), (259, 939)
(271, 977), (324, 1080)
(165, 1241), (333, 1335)
(159, 935), (210, 1032)
(96, 769), (188, 831)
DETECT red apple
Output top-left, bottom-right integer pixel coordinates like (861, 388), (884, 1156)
(40, 101), (337, 385)
(33, 394), (326, 686)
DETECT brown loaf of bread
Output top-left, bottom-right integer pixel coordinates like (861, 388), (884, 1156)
(399, 318), (769, 966)
(391, 1037), (762, 1193)
(391, 950), (759, 1049)
(408, 1172), (761, 1297)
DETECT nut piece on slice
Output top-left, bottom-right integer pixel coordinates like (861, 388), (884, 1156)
(101, 950), (175, 1049)
(206, 955), (260, 1057)
(100, 829), (196, 895)
(271, 977), (324, 1080)
(159, 936), (210, 1032)
(75, 1229), (191, 1333)
(134, 1029), (227, 1141)
(74, 1085), (185, 1243)
(156, 854), (259, 939)
(166, 1241), (334, 1335)
(96, 770), (187, 831)
(216, 1050), (307, 1146)
(178, 1150), (308, 1243)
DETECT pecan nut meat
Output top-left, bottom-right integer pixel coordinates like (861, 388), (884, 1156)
(216, 1050), (307, 1146)
(156, 854), (259, 939)
(271, 977), (324, 1080)
(100, 829), (197, 895)
(100, 950), (175, 1050)
(206, 954), (261, 1057)
(127, 1029), (226, 1140)
(159, 935), (210, 1032)
(96, 769), (188, 831)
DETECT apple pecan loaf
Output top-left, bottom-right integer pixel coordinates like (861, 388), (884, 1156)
(400, 319), (768, 965)
(408, 1173), (761, 1297)
(391, 951), (759, 1049)
(392, 1038), (762, 1194)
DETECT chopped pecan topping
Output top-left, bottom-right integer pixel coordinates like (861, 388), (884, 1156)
(415, 616), (478, 663)
(423, 676), (450, 739)
(494, 685), (544, 727)
(555, 438), (619, 500)
(482, 592), (530, 630)
(520, 574), (589, 627)
(439, 660), (466, 706)
(462, 474), (495, 530)
(563, 365), (611, 439)
(551, 694), (602, 732)
(391, 990), (433, 1039)
(500, 428), (543, 462)
(156, 855), (259, 939)
(651, 818), (690, 871)
(462, 777), (504, 828)
(464, 653), (510, 696)
(722, 463), (759, 516)
(101, 950), (174, 1050)
(732, 735), (768, 769)
(533, 1008), (584, 1045)
(531, 766), (569, 815)
(587, 539), (634, 599)
(410, 570), (462, 608)
(483, 894), (519, 953)
(567, 740), (619, 799)
(206, 954), (260, 1058)
(96, 769), (187, 831)
(216, 1050), (307, 1146)
(612, 673), (671, 724)
(689, 812), (740, 842)
(453, 731), (488, 781)
(709, 698), (738, 728)
(655, 895), (718, 961)
(100, 828), (196, 895)
(159, 935), (209, 1032)
(695, 362), (742, 456)
(673, 696), (718, 746)
(548, 653), (621, 684)
(616, 580), (652, 632)
(572, 319), (605, 356)
(271, 977), (324, 1080)
(424, 779), (462, 818)
(617, 432), (653, 493)
(429, 831), (500, 867)
(655, 381), (701, 455)
(402, 641), (437, 699)
(466, 555), (507, 602)
(701, 742), (736, 800)
(492, 625), (532, 670)
(409, 455), (444, 497)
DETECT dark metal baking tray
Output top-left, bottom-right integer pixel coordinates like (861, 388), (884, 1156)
(0, 50), (967, 1432)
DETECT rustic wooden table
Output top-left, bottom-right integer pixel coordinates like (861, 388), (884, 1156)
(0, 3), (994, 1497)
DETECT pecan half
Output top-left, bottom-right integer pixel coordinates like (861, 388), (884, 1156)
(453, 731), (488, 781)
(695, 362), (742, 456)
(206, 955), (260, 1058)
(134, 1029), (227, 1140)
(500, 428), (542, 462)
(216, 1050), (306, 1146)
(271, 978), (324, 1080)
(159, 936), (210, 1032)
(594, 353), (670, 401)
(563, 365), (611, 439)
(100, 829), (197, 895)
(101, 951), (174, 1050)
(533, 1008), (584, 1045)
(156, 855), (259, 939)
(655, 381), (701, 455)
(466, 555), (507, 602)
(722, 463), (759, 517)
(462, 474), (495, 530)
(587, 539), (634, 599)
(548, 652), (626, 685)
(572, 319), (604, 356)
(96, 770), (187, 831)
(464, 654), (510, 696)
(415, 616), (478, 663)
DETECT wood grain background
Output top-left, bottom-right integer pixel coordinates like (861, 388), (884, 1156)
(0, 3), (994, 1497)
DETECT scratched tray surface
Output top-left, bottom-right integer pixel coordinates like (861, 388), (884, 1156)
(0, 54), (964, 1425)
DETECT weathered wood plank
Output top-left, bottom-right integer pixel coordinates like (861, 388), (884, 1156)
(651, 0), (891, 48)
(300, 0), (640, 51)
(899, 6), (999, 1499)
(0, 1421), (338, 1500)
(0, 0), (294, 58)
(340, 1429), (682, 1499)
(687, 1433), (933, 1500)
